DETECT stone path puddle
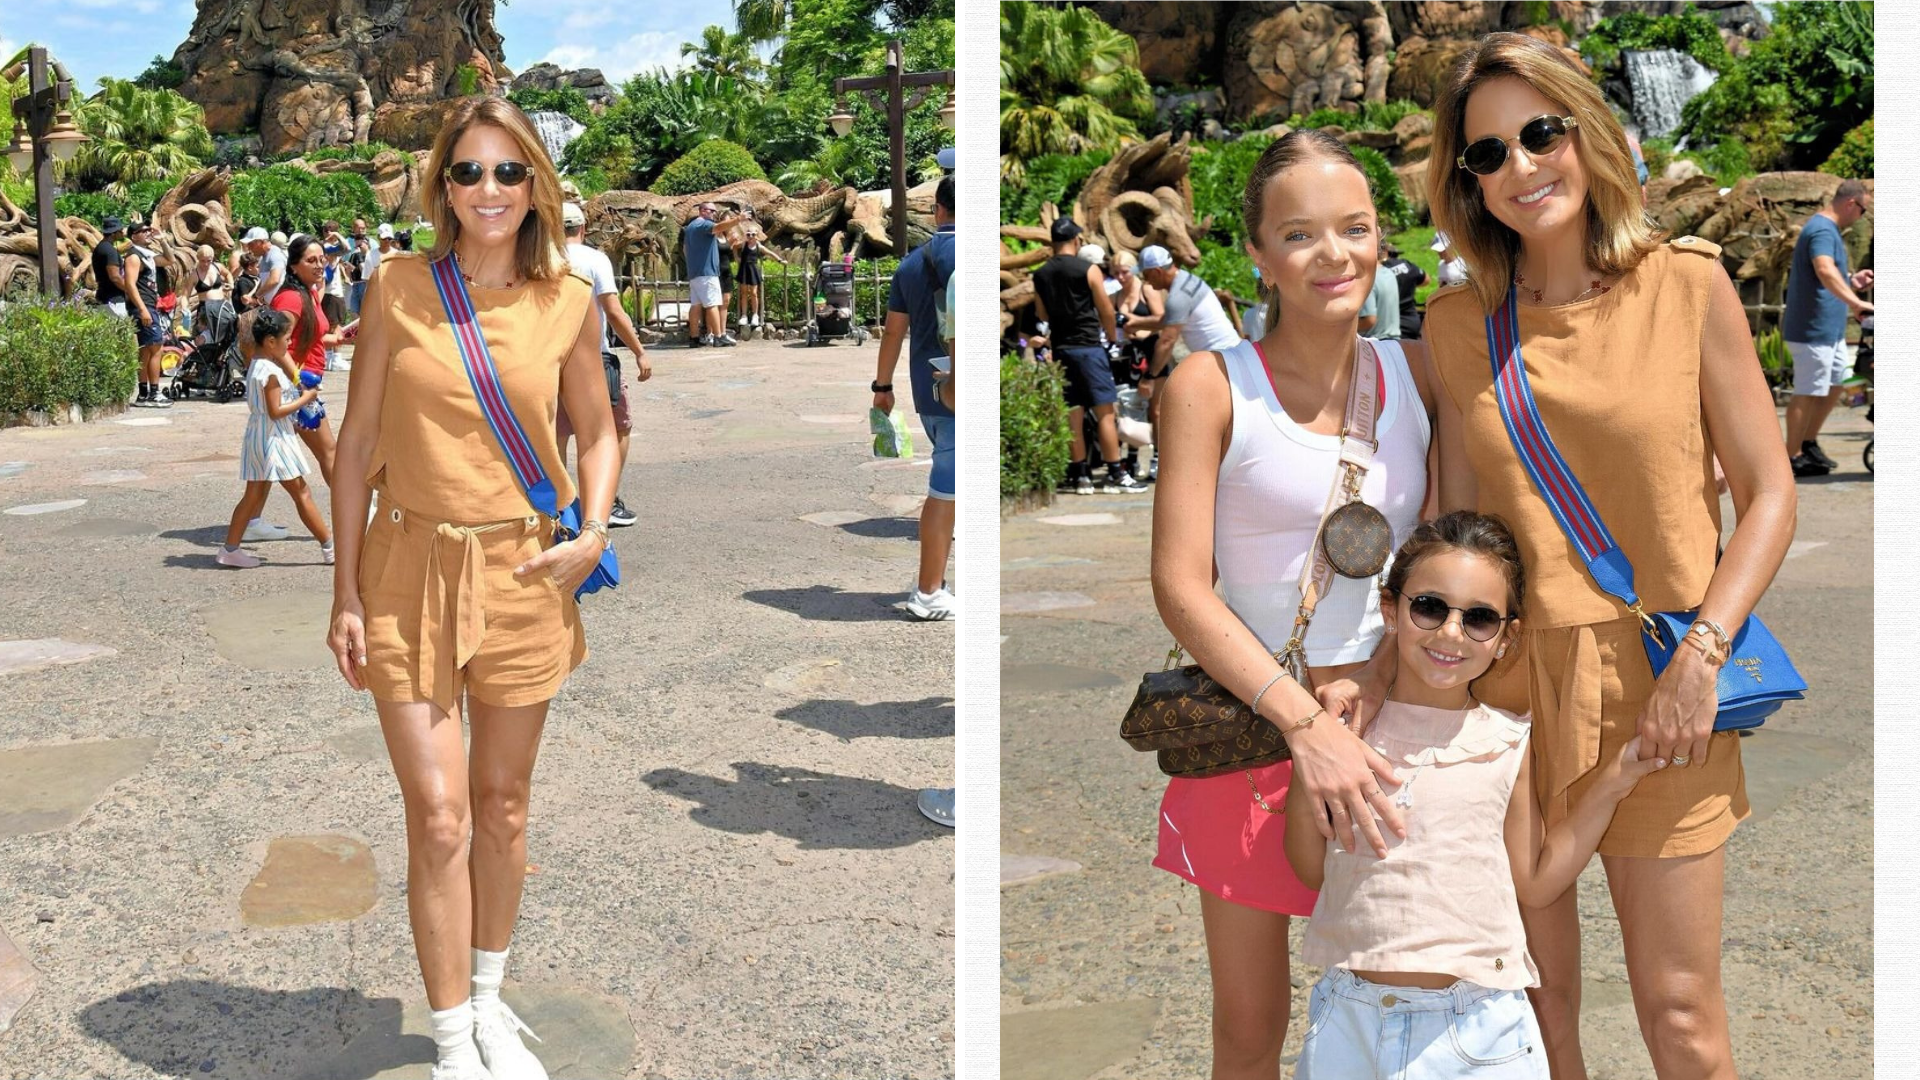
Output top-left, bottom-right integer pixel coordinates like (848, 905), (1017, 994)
(1002, 854), (1083, 887)
(799, 509), (869, 527)
(241, 835), (377, 927)
(80, 470), (147, 485)
(112, 417), (171, 427)
(1002, 591), (1097, 615)
(0, 462), (27, 479)
(1002, 663), (1124, 694)
(305, 986), (633, 1079)
(0, 639), (117, 676)
(763, 657), (852, 697)
(4, 499), (86, 516)
(0, 738), (158, 838)
(1000, 999), (1162, 1080)
(199, 592), (333, 671)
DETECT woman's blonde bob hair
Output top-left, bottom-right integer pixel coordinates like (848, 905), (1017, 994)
(420, 97), (570, 282)
(1426, 32), (1662, 312)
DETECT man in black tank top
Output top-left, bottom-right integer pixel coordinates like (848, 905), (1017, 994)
(91, 216), (129, 314)
(1031, 217), (1142, 493)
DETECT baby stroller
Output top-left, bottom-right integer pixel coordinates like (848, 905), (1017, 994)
(805, 261), (868, 347)
(169, 302), (246, 402)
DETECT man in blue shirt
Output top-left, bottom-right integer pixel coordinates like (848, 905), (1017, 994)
(1782, 179), (1873, 476)
(873, 175), (955, 620)
(683, 201), (745, 348)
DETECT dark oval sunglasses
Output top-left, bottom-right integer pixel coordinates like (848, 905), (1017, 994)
(1404, 593), (1515, 642)
(445, 160), (530, 187)
(1456, 114), (1578, 176)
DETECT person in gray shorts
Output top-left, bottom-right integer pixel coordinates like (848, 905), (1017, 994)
(1781, 179), (1873, 477)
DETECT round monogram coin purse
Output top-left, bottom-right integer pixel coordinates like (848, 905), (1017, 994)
(1322, 500), (1392, 578)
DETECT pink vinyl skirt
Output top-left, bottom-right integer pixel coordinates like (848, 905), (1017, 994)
(1152, 758), (1319, 916)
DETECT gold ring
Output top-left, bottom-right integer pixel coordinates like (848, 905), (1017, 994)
(1671, 754), (1691, 765)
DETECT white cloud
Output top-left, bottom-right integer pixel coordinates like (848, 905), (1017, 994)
(540, 31), (689, 83)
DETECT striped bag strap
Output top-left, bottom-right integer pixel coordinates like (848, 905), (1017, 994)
(1483, 285), (1652, 627)
(427, 256), (560, 520)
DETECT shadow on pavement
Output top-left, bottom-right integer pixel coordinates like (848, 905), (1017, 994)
(76, 979), (411, 1080)
(740, 585), (905, 622)
(160, 524), (235, 548)
(775, 696), (955, 740)
(834, 517), (919, 540)
(641, 763), (946, 849)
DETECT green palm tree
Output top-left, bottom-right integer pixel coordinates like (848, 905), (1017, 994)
(999, 3), (1152, 181)
(70, 77), (212, 196)
(682, 24), (767, 80)
(732, 0), (789, 43)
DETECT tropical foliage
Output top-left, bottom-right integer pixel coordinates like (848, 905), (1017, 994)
(998, 151), (1110, 226)
(1001, 350), (1072, 498)
(506, 86), (592, 126)
(67, 78), (213, 196)
(0, 299), (138, 417)
(227, 165), (379, 235)
(681, 25), (766, 80)
(1579, 6), (1732, 73)
(1676, 1), (1872, 172)
(999, 3), (1152, 180)
(1820, 118), (1873, 179)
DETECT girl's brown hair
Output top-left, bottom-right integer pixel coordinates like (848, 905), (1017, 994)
(1426, 32), (1663, 313)
(420, 96), (570, 282)
(1241, 129), (1372, 314)
(1383, 511), (1527, 617)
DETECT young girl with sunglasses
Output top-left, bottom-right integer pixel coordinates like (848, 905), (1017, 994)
(1409, 33), (1795, 1079)
(1286, 512), (1669, 1079)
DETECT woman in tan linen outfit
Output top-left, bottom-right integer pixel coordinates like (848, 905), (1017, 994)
(1416, 34), (1797, 1080)
(327, 97), (619, 1079)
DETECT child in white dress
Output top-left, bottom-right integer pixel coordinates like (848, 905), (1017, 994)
(216, 309), (333, 568)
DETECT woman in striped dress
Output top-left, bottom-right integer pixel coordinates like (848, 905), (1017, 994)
(215, 308), (334, 568)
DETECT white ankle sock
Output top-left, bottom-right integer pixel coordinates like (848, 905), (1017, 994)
(471, 946), (509, 1008)
(429, 999), (479, 1062)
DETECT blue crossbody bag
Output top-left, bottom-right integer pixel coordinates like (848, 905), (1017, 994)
(429, 256), (619, 600)
(1484, 288), (1803, 729)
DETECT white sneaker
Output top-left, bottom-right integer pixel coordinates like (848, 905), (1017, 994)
(215, 547), (262, 568)
(429, 1054), (495, 1080)
(473, 999), (547, 1080)
(917, 787), (955, 827)
(243, 519), (289, 542)
(151, 390), (173, 408)
(905, 586), (956, 621)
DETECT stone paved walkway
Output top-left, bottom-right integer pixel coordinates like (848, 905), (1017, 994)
(1000, 406), (1873, 1080)
(0, 337), (954, 1079)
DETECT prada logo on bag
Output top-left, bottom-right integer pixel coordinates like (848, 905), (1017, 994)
(1735, 657), (1764, 684)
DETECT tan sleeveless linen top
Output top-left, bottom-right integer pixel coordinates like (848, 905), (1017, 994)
(364, 253), (594, 522)
(1425, 239), (1724, 629)
(1301, 700), (1539, 991)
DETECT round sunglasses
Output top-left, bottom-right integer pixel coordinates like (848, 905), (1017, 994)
(445, 160), (530, 187)
(1455, 114), (1578, 176)
(1403, 593), (1515, 642)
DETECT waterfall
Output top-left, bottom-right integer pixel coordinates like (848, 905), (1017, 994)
(528, 110), (586, 166)
(1624, 49), (1717, 141)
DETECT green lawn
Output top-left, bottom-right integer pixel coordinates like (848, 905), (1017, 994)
(1386, 224), (1442, 305)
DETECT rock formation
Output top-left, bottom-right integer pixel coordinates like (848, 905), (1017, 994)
(511, 63), (618, 114)
(281, 149), (425, 220)
(1086, 2), (1224, 85)
(172, 0), (511, 155)
(0, 168), (237, 299)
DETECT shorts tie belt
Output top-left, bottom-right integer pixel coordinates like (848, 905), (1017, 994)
(387, 503), (544, 713)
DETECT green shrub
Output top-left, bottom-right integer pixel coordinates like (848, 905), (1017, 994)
(1819, 119), (1873, 179)
(228, 165), (380, 235)
(1676, 0), (1871, 171)
(1351, 145), (1416, 234)
(1001, 151), (1110, 225)
(508, 87), (593, 126)
(1291, 100), (1424, 133)
(54, 190), (127, 225)
(1195, 241), (1255, 308)
(1580, 6), (1732, 73)
(652, 139), (768, 196)
(1754, 328), (1791, 390)
(570, 166), (611, 198)
(0, 299), (139, 419)
(1189, 136), (1272, 246)
(1001, 350), (1071, 498)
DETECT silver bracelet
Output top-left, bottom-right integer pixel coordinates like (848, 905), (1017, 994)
(1248, 671), (1289, 717)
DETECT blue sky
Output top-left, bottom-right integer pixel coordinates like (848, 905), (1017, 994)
(1, 0), (739, 92)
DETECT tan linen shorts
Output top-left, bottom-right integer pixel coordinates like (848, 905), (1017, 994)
(359, 500), (587, 712)
(1475, 614), (1748, 859)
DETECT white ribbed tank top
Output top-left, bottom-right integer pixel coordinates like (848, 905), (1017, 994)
(1214, 337), (1430, 665)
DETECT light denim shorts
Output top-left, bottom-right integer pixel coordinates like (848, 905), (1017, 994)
(1296, 968), (1548, 1080)
(1788, 338), (1849, 396)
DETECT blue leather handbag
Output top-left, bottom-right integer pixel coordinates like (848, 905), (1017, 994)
(429, 256), (620, 600)
(1484, 288), (1805, 729)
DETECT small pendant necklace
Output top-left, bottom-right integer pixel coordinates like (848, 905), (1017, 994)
(1513, 267), (1609, 306)
(454, 248), (518, 290)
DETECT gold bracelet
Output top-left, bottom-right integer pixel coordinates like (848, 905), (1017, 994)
(1682, 630), (1726, 666)
(1277, 708), (1324, 739)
